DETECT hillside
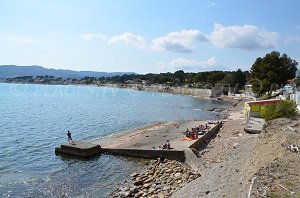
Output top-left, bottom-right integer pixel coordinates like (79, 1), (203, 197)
(0, 65), (135, 79)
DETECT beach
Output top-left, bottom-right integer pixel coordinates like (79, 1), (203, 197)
(102, 95), (300, 197)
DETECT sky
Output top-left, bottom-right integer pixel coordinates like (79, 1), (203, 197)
(0, 0), (300, 74)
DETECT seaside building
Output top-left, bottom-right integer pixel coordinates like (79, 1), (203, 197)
(244, 99), (281, 119)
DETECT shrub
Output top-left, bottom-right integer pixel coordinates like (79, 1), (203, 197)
(263, 99), (297, 121)
(260, 94), (270, 100)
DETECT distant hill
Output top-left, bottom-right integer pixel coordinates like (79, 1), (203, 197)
(0, 65), (136, 79)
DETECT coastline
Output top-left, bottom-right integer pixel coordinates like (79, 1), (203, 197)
(99, 96), (242, 197)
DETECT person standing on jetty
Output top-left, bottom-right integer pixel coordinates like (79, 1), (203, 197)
(67, 130), (73, 144)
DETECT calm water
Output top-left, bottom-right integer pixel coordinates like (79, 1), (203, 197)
(0, 83), (228, 197)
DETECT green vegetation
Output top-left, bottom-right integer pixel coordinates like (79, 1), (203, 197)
(6, 69), (248, 92)
(6, 51), (298, 96)
(263, 100), (297, 121)
(106, 69), (247, 90)
(248, 51), (298, 96)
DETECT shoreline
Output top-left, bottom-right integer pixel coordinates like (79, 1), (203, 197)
(105, 97), (245, 197)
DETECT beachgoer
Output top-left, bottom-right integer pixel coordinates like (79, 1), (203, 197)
(205, 124), (208, 130)
(199, 124), (204, 130)
(162, 140), (170, 149)
(67, 130), (73, 143)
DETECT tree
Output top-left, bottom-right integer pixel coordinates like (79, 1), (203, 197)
(249, 51), (298, 96)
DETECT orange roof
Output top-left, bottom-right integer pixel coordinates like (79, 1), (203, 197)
(247, 99), (281, 106)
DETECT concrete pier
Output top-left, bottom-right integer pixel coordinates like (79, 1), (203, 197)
(101, 123), (221, 163)
(55, 141), (102, 158)
(55, 122), (221, 165)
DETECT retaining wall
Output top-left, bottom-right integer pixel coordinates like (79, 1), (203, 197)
(189, 123), (221, 149)
(102, 148), (185, 162)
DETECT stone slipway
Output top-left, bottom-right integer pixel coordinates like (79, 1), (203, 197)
(96, 121), (222, 170)
(55, 121), (221, 170)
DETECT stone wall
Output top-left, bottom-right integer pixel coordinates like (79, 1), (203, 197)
(102, 148), (185, 162)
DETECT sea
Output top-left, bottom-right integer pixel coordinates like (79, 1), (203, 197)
(0, 83), (228, 197)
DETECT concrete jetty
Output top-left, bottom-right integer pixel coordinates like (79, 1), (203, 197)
(55, 141), (102, 158)
(55, 121), (221, 169)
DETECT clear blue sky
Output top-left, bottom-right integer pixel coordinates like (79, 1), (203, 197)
(1, 0), (299, 74)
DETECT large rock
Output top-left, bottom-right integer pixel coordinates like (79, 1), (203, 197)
(134, 179), (144, 186)
(142, 183), (151, 188)
(130, 186), (138, 193)
(174, 172), (181, 178)
(148, 187), (155, 194)
(163, 186), (171, 191)
(130, 172), (139, 178)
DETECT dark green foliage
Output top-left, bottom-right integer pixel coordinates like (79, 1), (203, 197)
(249, 51), (298, 96)
(263, 100), (297, 121)
(7, 69), (248, 89)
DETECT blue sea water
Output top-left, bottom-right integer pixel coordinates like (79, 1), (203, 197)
(0, 83), (228, 197)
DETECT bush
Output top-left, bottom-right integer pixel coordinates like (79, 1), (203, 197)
(260, 94), (270, 100)
(263, 99), (297, 121)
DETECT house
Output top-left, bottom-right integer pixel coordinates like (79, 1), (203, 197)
(244, 99), (281, 119)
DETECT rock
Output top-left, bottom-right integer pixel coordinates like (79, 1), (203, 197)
(148, 187), (155, 194)
(120, 190), (131, 197)
(119, 186), (129, 192)
(130, 186), (138, 193)
(134, 191), (144, 198)
(174, 173), (181, 178)
(134, 179), (144, 186)
(143, 183), (151, 188)
(163, 186), (170, 191)
(124, 191), (131, 197)
(144, 177), (154, 183)
(233, 143), (239, 149)
(158, 192), (165, 198)
(131, 172), (139, 178)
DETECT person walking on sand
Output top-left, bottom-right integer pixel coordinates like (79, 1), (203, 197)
(67, 130), (73, 143)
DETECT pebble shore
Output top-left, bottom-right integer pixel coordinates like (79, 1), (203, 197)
(110, 159), (201, 198)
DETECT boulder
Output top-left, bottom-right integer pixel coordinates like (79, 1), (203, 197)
(174, 173), (181, 178)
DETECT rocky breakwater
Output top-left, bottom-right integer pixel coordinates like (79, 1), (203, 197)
(110, 160), (201, 198)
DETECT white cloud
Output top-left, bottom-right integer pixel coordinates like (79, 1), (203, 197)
(108, 33), (145, 48)
(151, 30), (206, 53)
(159, 57), (220, 71)
(80, 33), (106, 41)
(209, 23), (278, 50)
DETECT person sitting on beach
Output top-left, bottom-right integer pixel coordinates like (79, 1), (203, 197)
(161, 140), (170, 149)
(204, 124), (208, 130)
(184, 128), (190, 137)
(191, 128), (197, 139)
(199, 124), (204, 130)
